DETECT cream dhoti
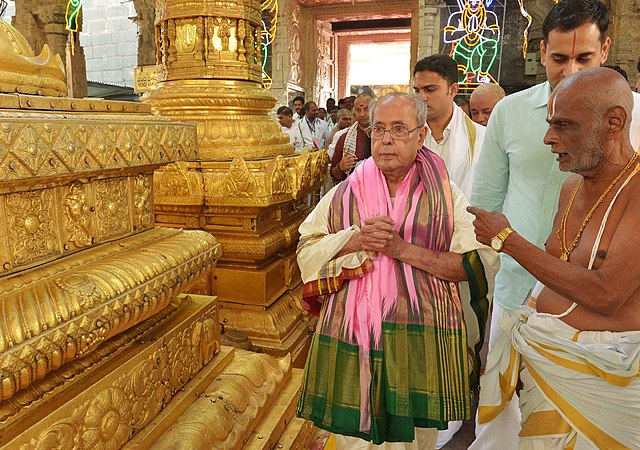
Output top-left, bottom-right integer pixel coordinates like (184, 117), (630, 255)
(478, 307), (640, 449)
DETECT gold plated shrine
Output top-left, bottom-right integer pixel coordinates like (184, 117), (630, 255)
(0, 21), (309, 449)
(144, 0), (326, 361)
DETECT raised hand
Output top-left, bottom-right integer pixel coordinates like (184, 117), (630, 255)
(467, 206), (512, 246)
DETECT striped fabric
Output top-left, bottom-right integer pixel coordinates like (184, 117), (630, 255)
(297, 148), (473, 444)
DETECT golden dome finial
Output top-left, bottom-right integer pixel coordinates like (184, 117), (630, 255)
(0, 20), (67, 97)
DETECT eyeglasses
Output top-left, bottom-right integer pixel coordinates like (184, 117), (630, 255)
(366, 125), (422, 140)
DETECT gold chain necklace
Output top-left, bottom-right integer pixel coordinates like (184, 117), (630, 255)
(556, 152), (639, 261)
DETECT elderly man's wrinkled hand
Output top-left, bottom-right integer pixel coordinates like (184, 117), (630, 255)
(467, 205), (511, 246)
(360, 215), (395, 252)
(360, 216), (409, 259)
(379, 230), (410, 260)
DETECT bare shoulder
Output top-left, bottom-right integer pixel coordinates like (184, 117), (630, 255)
(557, 174), (581, 205)
(620, 165), (640, 212)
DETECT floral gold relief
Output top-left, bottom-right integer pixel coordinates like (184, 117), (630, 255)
(0, 20), (320, 450)
(95, 178), (132, 241)
(6, 189), (59, 264)
(9, 295), (222, 450)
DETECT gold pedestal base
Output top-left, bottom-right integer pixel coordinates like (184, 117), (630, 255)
(219, 283), (314, 360)
(147, 351), (312, 449)
(3, 294), (221, 449)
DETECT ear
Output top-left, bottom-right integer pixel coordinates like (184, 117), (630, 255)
(417, 125), (428, 145)
(450, 82), (459, 97)
(540, 40), (547, 67)
(607, 106), (628, 139)
(600, 36), (611, 64)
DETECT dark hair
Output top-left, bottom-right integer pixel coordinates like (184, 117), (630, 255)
(637, 57), (640, 73)
(293, 96), (305, 104)
(303, 101), (317, 112)
(413, 54), (458, 85)
(277, 106), (293, 116)
(542, 0), (609, 42)
(338, 98), (346, 107)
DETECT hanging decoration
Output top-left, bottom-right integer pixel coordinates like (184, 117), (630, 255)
(65, 0), (82, 55)
(260, 0), (278, 89)
(516, 0), (533, 58)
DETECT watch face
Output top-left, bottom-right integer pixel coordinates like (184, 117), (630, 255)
(491, 237), (503, 251)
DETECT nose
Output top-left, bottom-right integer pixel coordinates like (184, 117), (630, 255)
(382, 130), (394, 144)
(563, 59), (579, 77)
(543, 127), (556, 146)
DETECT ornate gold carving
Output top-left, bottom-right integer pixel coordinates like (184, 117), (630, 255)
(0, 228), (221, 401)
(0, 117), (198, 183)
(0, 20), (66, 97)
(143, 79), (291, 160)
(158, 162), (191, 196)
(269, 155), (292, 195)
(95, 178), (131, 241)
(64, 183), (92, 249)
(11, 295), (221, 450)
(222, 157), (259, 196)
(5, 189), (58, 264)
(0, 304), (177, 428)
(176, 20), (198, 54)
(214, 18), (234, 52)
(210, 215), (305, 262)
(172, 151), (327, 207)
(151, 350), (291, 449)
(157, 9), (263, 84)
(133, 175), (153, 230)
(218, 285), (312, 358)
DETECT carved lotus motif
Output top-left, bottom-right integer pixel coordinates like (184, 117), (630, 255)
(81, 387), (132, 450)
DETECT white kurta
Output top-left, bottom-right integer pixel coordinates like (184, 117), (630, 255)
(425, 104), (485, 197)
(289, 117), (331, 151)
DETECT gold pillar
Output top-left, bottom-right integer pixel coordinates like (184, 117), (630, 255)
(144, 0), (326, 361)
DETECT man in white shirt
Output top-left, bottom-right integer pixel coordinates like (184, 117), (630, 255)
(292, 95), (305, 121)
(413, 54), (486, 449)
(277, 106), (295, 145)
(277, 106), (294, 132)
(289, 101), (331, 152)
(414, 54), (485, 198)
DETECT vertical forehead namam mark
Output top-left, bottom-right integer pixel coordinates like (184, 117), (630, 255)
(571, 30), (577, 57)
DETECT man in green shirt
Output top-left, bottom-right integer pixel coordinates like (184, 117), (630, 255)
(469, 0), (640, 447)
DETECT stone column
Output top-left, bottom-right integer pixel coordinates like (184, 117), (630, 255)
(269, 0), (295, 106)
(144, 0), (326, 361)
(132, 0), (158, 66)
(608, 0), (640, 88)
(415, 0), (441, 61)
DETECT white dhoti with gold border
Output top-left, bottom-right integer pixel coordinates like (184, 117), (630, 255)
(478, 310), (640, 449)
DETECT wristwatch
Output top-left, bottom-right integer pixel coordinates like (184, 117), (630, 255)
(491, 226), (514, 252)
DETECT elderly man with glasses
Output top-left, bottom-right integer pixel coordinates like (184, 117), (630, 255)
(296, 93), (498, 449)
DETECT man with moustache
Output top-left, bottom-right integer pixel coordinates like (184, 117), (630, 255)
(289, 101), (331, 152)
(330, 94), (373, 182)
(469, 1), (640, 448)
(470, 67), (640, 450)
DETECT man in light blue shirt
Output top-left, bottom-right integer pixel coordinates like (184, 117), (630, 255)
(469, 0), (640, 448)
